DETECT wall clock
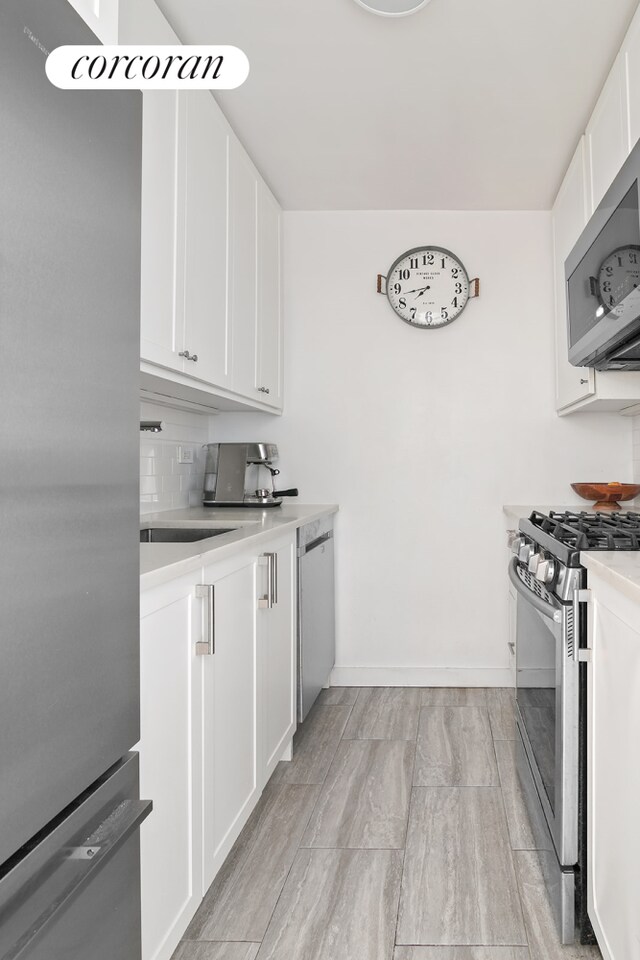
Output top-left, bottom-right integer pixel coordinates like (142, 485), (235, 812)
(596, 244), (640, 315)
(377, 246), (479, 328)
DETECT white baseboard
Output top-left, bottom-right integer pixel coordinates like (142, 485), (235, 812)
(329, 666), (513, 688)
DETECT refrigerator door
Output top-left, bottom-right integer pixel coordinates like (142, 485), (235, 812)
(0, 0), (142, 864)
(0, 754), (151, 960)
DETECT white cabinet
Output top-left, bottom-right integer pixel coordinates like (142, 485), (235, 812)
(586, 54), (630, 214)
(67, 0), (118, 42)
(257, 182), (284, 408)
(586, 572), (640, 960)
(258, 534), (297, 781)
(139, 531), (298, 952)
(181, 92), (231, 388)
(228, 139), (259, 399)
(200, 553), (260, 890)
(139, 575), (202, 960)
(552, 139), (594, 410)
(623, 6), (640, 152)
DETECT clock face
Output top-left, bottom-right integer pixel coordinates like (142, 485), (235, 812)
(598, 245), (640, 315)
(386, 246), (470, 328)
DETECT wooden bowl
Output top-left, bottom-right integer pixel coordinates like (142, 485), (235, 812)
(570, 482), (640, 511)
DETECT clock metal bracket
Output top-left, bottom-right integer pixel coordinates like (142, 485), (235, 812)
(376, 273), (387, 295)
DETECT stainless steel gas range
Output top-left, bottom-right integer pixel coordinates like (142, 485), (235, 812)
(509, 509), (640, 947)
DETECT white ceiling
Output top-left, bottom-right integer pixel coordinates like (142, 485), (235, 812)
(155, 0), (639, 210)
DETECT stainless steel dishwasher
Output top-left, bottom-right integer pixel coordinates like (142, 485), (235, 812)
(297, 516), (336, 721)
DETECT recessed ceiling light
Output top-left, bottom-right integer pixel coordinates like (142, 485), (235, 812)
(352, 0), (431, 16)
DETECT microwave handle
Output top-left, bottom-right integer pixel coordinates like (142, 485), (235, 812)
(508, 559), (562, 623)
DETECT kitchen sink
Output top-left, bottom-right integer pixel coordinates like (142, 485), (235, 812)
(140, 527), (237, 543)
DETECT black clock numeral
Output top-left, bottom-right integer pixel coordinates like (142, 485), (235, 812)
(617, 256), (624, 267)
(605, 265), (614, 277)
(410, 257), (419, 269)
(398, 268), (410, 280)
(409, 307), (417, 320)
(441, 258), (446, 269)
(427, 253), (434, 265)
(394, 283), (402, 294)
(424, 311), (433, 324)
(422, 254), (428, 266)
(452, 297), (459, 308)
(602, 281), (611, 293)
(440, 307), (449, 321)
(609, 295), (616, 306)
(455, 282), (463, 295)
(399, 297), (407, 310)
(631, 252), (638, 264)
(451, 268), (459, 278)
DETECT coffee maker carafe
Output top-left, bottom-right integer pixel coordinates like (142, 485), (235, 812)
(202, 443), (298, 507)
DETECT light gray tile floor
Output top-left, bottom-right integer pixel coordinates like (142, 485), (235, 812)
(174, 687), (603, 960)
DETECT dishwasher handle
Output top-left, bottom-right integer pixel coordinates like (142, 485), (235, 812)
(299, 530), (333, 557)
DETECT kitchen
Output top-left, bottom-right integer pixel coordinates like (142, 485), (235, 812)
(2, 0), (640, 958)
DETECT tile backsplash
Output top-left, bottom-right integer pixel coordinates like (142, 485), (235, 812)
(140, 401), (210, 514)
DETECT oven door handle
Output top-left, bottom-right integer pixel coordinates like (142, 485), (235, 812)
(508, 559), (562, 623)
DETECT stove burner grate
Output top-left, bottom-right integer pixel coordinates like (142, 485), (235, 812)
(530, 510), (640, 551)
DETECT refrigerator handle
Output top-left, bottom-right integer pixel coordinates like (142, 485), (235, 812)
(2, 797), (151, 960)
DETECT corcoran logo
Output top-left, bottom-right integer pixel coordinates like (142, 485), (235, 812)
(46, 45), (249, 90)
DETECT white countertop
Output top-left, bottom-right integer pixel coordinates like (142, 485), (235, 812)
(140, 503), (338, 591)
(582, 552), (640, 605)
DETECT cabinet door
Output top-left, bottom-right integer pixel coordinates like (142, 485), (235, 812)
(586, 54), (630, 213)
(256, 182), (284, 409)
(258, 535), (297, 782)
(182, 92), (231, 388)
(624, 6), (640, 152)
(139, 91), (184, 371)
(201, 555), (260, 890)
(587, 578), (640, 960)
(139, 577), (202, 960)
(66, 0), (117, 42)
(553, 138), (595, 410)
(229, 139), (258, 398)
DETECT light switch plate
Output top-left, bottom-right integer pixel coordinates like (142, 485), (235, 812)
(178, 445), (194, 464)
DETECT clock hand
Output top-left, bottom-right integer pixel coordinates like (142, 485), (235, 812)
(402, 285), (431, 295)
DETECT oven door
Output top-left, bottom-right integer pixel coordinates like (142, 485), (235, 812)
(508, 559), (580, 866)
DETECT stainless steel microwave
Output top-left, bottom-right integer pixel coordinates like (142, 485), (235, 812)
(567, 138), (640, 370)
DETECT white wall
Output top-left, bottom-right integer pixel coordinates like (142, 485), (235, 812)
(213, 210), (633, 686)
(140, 400), (208, 514)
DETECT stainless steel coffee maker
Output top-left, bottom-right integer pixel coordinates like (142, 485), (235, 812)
(202, 443), (298, 507)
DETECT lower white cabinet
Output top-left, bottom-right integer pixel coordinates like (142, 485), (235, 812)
(139, 574), (202, 960)
(258, 535), (297, 781)
(586, 571), (640, 960)
(139, 531), (297, 960)
(201, 552), (260, 891)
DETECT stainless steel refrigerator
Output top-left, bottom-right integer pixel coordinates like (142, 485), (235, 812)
(0, 1), (150, 956)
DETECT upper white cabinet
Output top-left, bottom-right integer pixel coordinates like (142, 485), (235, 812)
(181, 93), (231, 389)
(229, 140), (259, 399)
(553, 139), (595, 410)
(585, 54), (630, 214)
(67, 0), (118, 42)
(624, 7), (640, 151)
(586, 571), (640, 960)
(553, 5), (640, 416)
(257, 183), (284, 408)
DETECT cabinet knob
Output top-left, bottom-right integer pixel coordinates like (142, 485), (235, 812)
(178, 350), (198, 362)
(580, 378), (588, 384)
(258, 386), (270, 394)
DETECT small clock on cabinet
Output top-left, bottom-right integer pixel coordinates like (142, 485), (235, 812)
(377, 246), (479, 328)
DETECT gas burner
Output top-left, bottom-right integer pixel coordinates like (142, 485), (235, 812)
(530, 510), (640, 552)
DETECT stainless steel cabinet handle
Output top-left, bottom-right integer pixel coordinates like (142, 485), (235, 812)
(178, 350), (199, 362)
(257, 386), (270, 394)
(195, 584), (215, 655)
(258, 553), (277, 608)
(580, 378), (588, 384)
(572, 588), (592, 662)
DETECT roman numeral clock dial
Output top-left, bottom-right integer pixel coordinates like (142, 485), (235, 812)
(377, 246), (479, 328)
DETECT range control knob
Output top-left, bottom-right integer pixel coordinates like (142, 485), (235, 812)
(518, 541), (534, 565)
(511, 536), (525, 557)
(528, 552), (542, 574)
(535, 558), (556, 584)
